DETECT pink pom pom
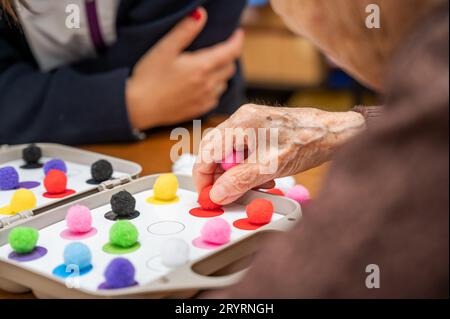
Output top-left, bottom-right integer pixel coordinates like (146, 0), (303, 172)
(66, 205), (93, 234)
(201, 218), (231, 245)
(286, 185), (311, 204)
(221, 151), (244, 171)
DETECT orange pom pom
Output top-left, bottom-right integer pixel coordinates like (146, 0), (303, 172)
(44, 170), (67, 194)
(246, 198), (274, 225)
(198, 185), (222, 210)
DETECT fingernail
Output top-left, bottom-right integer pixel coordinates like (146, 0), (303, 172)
(210, 184), (227, 203)
(190, 8), (202, 21)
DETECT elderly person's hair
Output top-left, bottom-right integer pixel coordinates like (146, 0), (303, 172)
(272, 0), (446, 90)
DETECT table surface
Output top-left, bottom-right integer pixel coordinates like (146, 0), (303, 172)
(0, 116), (329, 299)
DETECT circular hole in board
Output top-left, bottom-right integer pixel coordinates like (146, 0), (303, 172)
(147, 221), (185, 236)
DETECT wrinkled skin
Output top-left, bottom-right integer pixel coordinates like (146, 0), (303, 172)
(194, 104), (365, 204)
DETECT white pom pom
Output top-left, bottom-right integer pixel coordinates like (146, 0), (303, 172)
(274, 176), (296, 193)
(161, 238), (190, 268)
(172, 154), (197, 176)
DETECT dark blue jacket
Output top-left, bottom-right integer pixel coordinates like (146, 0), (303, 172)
(0, 0), (246, 145)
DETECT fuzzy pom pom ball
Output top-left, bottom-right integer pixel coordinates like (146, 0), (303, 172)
(64, 242), (92, 270)
(23, 144), (42, 164)
(201, 218), (231, 245)
(111, 191), (136, 217)
(44, 170), (67, 194)
(0, 166), (19, 190)
(10, 189), (37, 213)
(43, 159), (67, 176)
(246, 198), (274, 225)
(153, 173), (178, 201)
(91, 160), (113, 183)
(198, 185), (222, 210)
(8, 227), (39, 254)
(109, 221), (139, 248)
(221, 151), (244, 171)
(66, 205), (93, 233)
(172, 153), (197, 175)
(104, 258), (136, 289)
(161, 238), (190, 268)
(286, 185), (311, 204)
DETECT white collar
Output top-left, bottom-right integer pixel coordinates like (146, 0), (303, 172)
(16, 0), (120, 71)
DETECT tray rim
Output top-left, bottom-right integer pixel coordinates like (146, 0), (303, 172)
(0, 143), (143, 223)
(0, 173), (301, 299)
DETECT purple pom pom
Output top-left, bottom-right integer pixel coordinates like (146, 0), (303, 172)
(0, 167), (19, 190)
(104, 258), (136, 289)
(43, 159), (67, 176)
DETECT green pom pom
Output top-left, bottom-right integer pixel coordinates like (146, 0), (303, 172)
(8, 227), (39, 254)
(109, 221), (138, 248)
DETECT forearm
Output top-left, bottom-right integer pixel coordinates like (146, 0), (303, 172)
(0, 64), (136, 145)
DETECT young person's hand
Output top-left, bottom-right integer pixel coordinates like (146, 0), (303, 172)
(193, 104), (366, 204)
(126, 7), (244, 130)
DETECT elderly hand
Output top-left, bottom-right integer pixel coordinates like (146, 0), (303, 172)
(193, 104), (366, 204)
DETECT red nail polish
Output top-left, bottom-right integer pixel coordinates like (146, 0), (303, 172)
(190, 8), (202, 21)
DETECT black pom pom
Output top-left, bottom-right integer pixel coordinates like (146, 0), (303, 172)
(111, 191), (136, 217)
(91, 160), (113, 183)
(23, 144), (42, 164)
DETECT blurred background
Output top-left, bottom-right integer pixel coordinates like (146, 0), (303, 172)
(242, 0), (378, 111)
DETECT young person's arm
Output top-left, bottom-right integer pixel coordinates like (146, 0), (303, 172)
(0, 0), (246, 145)
(0, 15), (136, 145)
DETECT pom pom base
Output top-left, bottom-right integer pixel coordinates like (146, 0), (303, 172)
(85, 178), (114, 185)
(266, 188), (285, 196)
(102, 242), (141, 255)
(189, 207), (224, 218)
(8, 246), (47, 262)
(0, 181), (40, 192)
(192, 237), (229, 250)
(0, 205), (14, 215)
(146, 196), (180, 205)
(233, 218), (269, 231)
(104, 210), (140, 221)
(43, 189), (76, 199)
(60, 228), (98, 240)
(52, 264), (93, 278)
(20, 163), (44, 169)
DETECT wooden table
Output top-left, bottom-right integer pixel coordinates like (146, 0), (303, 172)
(0, 116), (329, 299)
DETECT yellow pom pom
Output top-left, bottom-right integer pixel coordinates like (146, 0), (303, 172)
(10, 189), (37, 213)
(153, 174), (179, 201)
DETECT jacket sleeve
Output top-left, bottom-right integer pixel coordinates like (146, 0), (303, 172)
(0, 20), (136, 145)
(0, 0), (246, 145)
(352, 105), (384, 126)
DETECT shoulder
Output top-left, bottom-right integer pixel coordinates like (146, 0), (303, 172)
(385, 3), (449, 113)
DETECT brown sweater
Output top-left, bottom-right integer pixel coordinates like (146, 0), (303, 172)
(211, 5), (449, 298)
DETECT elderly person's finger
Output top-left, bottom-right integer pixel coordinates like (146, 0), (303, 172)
(210, 163), (275, 205)
(193, 128), (229, 193)
(256, 180), (276, 190)
(194, 114), (253, 192)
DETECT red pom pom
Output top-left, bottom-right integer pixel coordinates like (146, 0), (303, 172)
(266, 188), (285, 196)
(198, 185), (222, 210)
(246, 198), (274, 225)
(44, 170), (67, 194)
